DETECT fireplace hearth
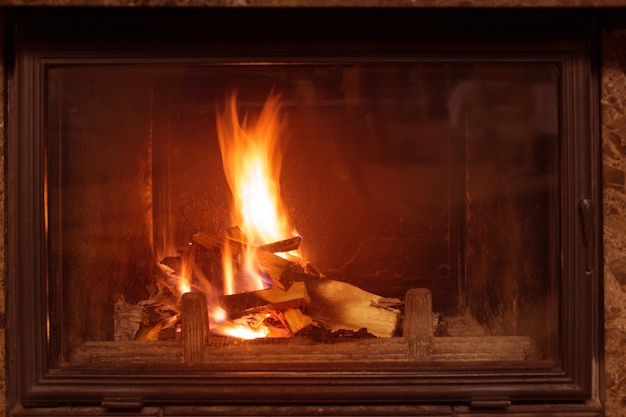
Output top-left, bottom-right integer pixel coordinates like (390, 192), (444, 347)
(6, 7), (604, 416)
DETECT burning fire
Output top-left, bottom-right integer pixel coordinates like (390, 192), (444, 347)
(177, 243), (194, 294)
(216, 91), (299, 295)
(153, 91), (306, 341)
(145, 90), (400, 344)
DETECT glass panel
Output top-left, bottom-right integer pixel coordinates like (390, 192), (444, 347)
(46, 61), (559, 365)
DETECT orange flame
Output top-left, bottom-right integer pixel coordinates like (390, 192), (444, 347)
(209, 306), (270, 339)
(178, 246), (193, 294)
(216, 92), (298, 295)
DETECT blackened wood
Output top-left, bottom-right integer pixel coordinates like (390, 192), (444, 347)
(181, 292), (209, 364)
(404, 288), (432, 361)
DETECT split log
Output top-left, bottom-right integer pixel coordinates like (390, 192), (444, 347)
(219, 281), (310, 318)
(192, 231), (294, 289)
(225, 225), (247, 242)
(283, 308), (313, 334)
(192, 231), (240, 252)
(297, 275), (401, 338)
(202, 228), (301, 254)
(253, 250), (293, 290)
(257, 235), (302, 253)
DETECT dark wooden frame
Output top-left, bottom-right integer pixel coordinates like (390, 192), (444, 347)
(5, 7), (603, 416)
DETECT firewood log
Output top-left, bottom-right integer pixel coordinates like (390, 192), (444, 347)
(296, 274), (401, 338)
(113, 296), (143, 341)
(282, 308), (313, 334)
(218, 281), (310, 318)
(257, 235), (302, 253)
(192, 231), (293, 289)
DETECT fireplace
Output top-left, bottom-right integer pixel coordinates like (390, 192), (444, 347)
(6, 7), (603, 416)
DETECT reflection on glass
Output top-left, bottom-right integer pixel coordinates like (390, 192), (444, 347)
(46, 62), (559, 365)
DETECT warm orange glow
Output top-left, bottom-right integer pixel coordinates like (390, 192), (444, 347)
(178, 279), (191, 295)
(221, 239), (235, 296)
(217, 91), (299, 295)
(211, 306), (228, 324)
(178, 247), (194, 294)
(209, 311), (294, 339)
(218, 323), (270, 340)
(177, 267), (191, 295)
(210, 310), (272, 339)
(207, 307), (271, 339)
(155, 94), (305, 340)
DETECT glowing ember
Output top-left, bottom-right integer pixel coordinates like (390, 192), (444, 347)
(216, 91), (299, 295)
(213, 312), (272, 339)
(222, 325), (270, 340)
(211, 306), (228, 324)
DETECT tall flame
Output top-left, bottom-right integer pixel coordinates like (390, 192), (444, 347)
(216, 92), (297, 294)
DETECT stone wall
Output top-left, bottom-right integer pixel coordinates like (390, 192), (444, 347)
(602, 29), (626, 416)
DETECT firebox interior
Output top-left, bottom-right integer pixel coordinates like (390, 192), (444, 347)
(46, 60), (559, 363)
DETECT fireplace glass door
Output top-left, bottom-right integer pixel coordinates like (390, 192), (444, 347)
(8, 8), (601, 413)
(46, 61), (559, 363)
